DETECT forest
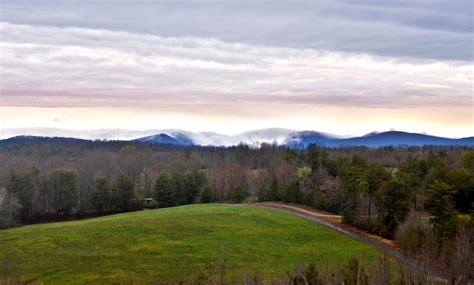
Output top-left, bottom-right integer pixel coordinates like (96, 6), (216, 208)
(0, 140), (473, 279)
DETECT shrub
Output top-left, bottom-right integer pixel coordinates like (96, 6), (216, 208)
(231, 185), (248, 203)
(200, 187), (213, 203)
(303, 263), (322, 285)
(343, 258), (368, 285)
(243, 196), (258, 203)
(148, 200), (159, 209)
(342, 207), (357, 224)
(395, 211), (430, 255)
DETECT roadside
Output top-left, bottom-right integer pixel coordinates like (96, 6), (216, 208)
(254, 202), (449, 283)
(258, 202), (397, 249)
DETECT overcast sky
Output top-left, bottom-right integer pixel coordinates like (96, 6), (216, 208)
(0, 0), (473, 138)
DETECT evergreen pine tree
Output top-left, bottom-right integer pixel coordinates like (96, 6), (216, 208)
(200, 186), (212, 203)
(91, 177), (110, 213)
(112, 175), (134, 212)
(154, 173), (176, 208)
(426, 180), (458, 239)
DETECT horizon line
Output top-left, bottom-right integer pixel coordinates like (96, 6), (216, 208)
(1, 127), (472, 141)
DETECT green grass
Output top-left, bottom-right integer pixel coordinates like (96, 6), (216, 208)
(0, 204), (379, 283)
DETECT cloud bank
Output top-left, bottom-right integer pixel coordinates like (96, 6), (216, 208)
(1, 0), (472, 61)
(1, 23), (471, 111)
(0, 1), (472, 138)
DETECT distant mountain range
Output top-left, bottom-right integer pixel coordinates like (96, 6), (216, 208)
(138, 133), (194, 146)
(286, 131), (474, 148)
(2, 128), (473, 148)
(136, 130), (474, 148)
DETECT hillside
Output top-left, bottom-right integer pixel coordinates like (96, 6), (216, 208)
(0, 204), (378, 283)
(332, 131), (474, 148)
(2, 129), (473, 148)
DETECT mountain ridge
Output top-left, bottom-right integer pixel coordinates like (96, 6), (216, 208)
(1, 129), (473, 148)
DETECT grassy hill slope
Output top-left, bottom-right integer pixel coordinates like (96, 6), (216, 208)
(0, 204), (379, 283)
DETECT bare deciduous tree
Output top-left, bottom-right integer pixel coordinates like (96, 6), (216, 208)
(0, 188), (20, 228)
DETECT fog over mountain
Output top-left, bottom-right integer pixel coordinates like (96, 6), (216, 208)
(1, 128), (308, 146)
(1, 128), (163, 141)
(2, 128), (473, 148)
(137, 128), (302, 146)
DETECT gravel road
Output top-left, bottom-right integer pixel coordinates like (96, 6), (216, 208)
(254, 203), (449, 283)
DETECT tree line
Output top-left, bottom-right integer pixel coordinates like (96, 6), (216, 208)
(1, 169), (211, 226)
(1, 143), (472, 228)
(265, 145), (474, 239)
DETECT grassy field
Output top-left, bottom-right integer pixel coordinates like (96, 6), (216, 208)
(0, 204), (379, 283)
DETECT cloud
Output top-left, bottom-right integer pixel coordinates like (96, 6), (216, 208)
(0, 0), (472, 61)
(1, 22), (471, 112)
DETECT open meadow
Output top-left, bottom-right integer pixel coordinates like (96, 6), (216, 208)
(0, 204), (379, 283)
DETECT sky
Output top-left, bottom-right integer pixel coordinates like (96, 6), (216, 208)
(0, 0), (473, 138)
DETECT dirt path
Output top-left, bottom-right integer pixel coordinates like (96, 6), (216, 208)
(256, 203), (405, 261)
(254, 202), (449, 283)
(258, 202), (396, 248)
(261, 203), (341, 218)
